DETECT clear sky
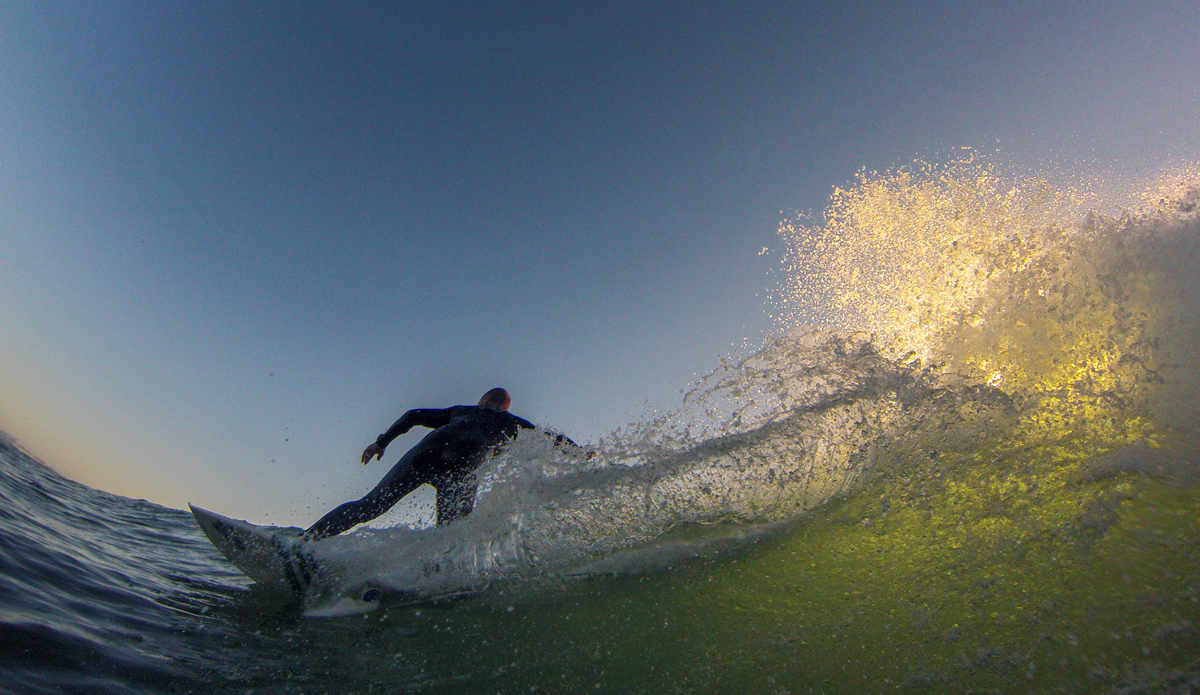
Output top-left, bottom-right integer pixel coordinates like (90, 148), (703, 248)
(2, 1), (1197, 524)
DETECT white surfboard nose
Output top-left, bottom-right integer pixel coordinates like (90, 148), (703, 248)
(189, 505), (317, 593)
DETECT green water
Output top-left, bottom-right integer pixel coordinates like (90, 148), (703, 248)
(269, 413), (1194, 694)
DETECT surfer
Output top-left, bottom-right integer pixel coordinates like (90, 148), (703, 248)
(301, 388), (583, 540)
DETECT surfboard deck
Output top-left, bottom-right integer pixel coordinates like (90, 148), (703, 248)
(189, 504), (317, 593)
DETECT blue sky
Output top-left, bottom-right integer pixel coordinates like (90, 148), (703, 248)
(1, 1), (1197, 523)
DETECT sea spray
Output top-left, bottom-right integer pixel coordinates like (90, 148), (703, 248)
(776, 158), (1200, 423)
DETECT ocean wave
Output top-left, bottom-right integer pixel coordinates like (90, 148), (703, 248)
(2, 158), (1197, 693)
(298, 160), (1200, 614)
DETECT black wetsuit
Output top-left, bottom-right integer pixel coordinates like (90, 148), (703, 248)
(304, 405), (576, 539)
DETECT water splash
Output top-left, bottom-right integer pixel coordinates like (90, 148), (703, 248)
(299, 158), (1199, 615)
(302, 331), (951, 613)
(776, 157), (1200, 424)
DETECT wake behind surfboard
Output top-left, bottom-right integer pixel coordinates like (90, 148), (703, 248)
(189, 505), (319, 594)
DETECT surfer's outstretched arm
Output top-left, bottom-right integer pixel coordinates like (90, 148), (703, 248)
(379, 408), (455, 445)
(544, 431), (595, 460)
(361, 408), (457, 464)
(512, 417), (589, 455)
(366, 408), (451, 452)
(547, 431), (583, 450)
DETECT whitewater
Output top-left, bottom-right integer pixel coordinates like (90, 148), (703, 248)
(2, 159), (1198, 693)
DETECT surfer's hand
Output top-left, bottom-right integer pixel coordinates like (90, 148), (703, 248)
(361, 442), (384, 465)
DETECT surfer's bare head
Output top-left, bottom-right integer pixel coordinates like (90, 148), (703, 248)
(478, 388), (511, 411)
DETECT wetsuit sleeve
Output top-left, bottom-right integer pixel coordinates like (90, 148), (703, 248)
(547, 431), (583, 450)
(512, 416), (584, 451)
(375, 408), (455, 449)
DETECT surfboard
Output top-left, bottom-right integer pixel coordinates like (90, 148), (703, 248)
(189, 504), (318, 593)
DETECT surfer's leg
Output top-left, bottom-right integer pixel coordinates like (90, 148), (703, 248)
(303, 450), (433, 540)
(430, 442), (489, 526)
(433, 469), (479, 525)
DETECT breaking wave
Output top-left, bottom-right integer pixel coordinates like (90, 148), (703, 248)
(300, 158), (1200, 615)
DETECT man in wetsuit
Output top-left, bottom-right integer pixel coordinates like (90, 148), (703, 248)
(301, 388), (580, 540)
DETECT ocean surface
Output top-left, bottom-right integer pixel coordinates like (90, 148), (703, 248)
(3, 160), (1199, 694)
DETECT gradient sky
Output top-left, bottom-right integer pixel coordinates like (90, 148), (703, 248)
(2, 1), (1197, 524)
